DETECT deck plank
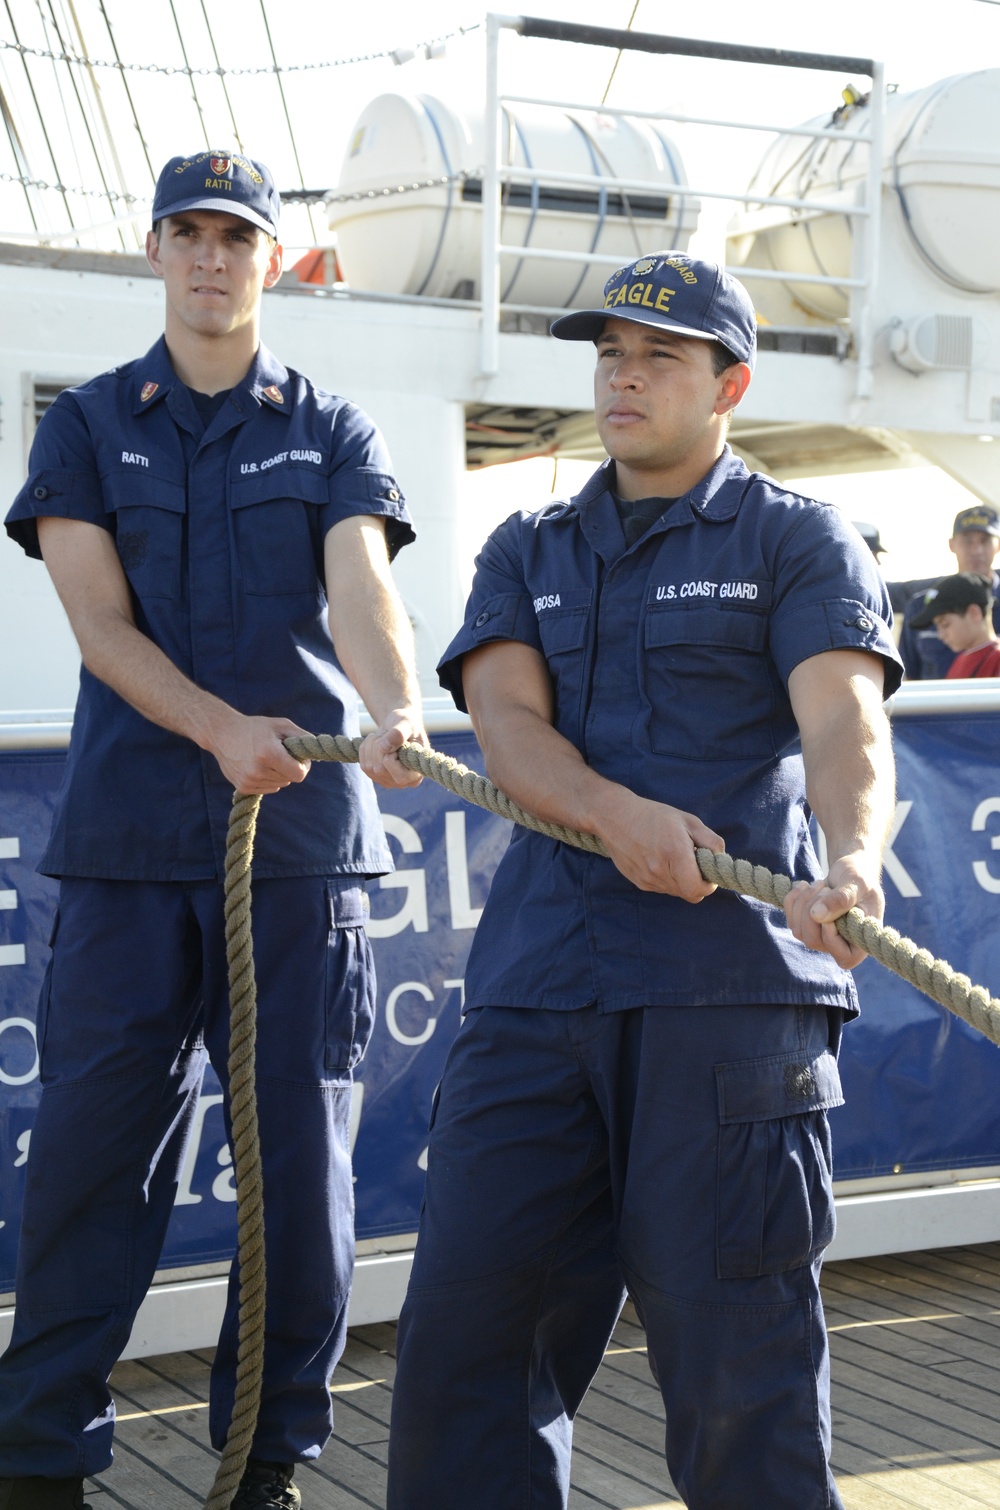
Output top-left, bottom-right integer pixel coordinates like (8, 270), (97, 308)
(81, 1242), (1000, 1508)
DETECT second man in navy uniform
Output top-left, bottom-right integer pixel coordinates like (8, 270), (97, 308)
(387, 251), (902, 1510)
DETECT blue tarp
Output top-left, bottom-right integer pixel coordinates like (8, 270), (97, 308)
(1, 717), (999, 1286)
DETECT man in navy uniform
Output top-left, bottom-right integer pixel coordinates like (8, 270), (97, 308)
(897, 505), (1000, 678)
(0, 152), (424, 1509)
(387, 252), (901, 1510)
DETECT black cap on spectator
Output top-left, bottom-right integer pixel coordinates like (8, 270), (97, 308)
(854, 521), (885, 558)
(910, 572), (993, 629)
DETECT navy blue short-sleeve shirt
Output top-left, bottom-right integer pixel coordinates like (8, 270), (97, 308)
(6, 337), (414, 882)
(438, 449), (902, 1014)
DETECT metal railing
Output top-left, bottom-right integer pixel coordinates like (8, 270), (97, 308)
(479, 14), (885, 401)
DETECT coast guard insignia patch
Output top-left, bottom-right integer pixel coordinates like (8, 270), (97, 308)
(210, 155), (232, 176)
(263, 384), (284, 404)
(632, 256), (656, 274)
(140, 382), (158, 402)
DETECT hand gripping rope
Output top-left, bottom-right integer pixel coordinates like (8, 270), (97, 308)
(205, 732), (1000, 1506)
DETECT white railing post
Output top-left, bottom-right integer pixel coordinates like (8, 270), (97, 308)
(480, 14), (504, 378)
(855, 61), (886, 401)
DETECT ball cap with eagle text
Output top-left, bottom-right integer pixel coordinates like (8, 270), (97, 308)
(549, 251), (757, 370)
(952, 504), (1000, 538)
(152, 151), (280, 238)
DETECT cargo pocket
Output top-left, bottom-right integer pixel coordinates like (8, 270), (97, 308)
(715, 1047), (843, 1279)
(324, 880), (376, 1077)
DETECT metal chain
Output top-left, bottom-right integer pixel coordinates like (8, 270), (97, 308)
(3, 168), (478, 209)
(0, 169), (144, 202)
(286, 169), (479, 207)
(0, 23), (478, 77)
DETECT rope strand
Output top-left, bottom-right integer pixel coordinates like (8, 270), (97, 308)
(283, 732), (1000, 1044)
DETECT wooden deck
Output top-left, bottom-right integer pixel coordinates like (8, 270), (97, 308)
(84, 1242), (1000, 1509)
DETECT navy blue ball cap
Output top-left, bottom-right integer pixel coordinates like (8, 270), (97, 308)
(550, 250), (756, 369)
(152, 151), (280, 238)
(952, 504), (1000, 538)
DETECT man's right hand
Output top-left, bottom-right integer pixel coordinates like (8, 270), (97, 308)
(206, 711), (313, 795)
(595, 789), (725, 902)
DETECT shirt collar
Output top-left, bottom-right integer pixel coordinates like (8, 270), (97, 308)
(684, 446), (751, 522)
(570, 446), (751, 539)
(131, 336), (176, 415)
(131, 337), (291, 417)
(245, 343), (291, 415)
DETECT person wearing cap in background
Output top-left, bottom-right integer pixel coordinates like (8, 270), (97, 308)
(909, 572), (1000, 679)
(0, 151), (425, 1510)
(386, 252), (901, 1510)
(854, 519), (887, 562)
(897, 505), (1000, 679)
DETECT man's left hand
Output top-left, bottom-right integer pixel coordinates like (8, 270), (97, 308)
(359, 709), (427, 789)
(784, 851), (884, 969)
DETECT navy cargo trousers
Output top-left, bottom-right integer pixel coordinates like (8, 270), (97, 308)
(388, 1000), (847, 1510)
(0, 874), (374, 1478)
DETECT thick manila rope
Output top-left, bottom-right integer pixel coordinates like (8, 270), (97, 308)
(204, 790), (267, 1510)
(282, 733), (1000, 1045)
(207, 730), (1000, 1507)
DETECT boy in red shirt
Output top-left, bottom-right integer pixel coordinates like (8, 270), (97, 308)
(910, 572), (1000, 678)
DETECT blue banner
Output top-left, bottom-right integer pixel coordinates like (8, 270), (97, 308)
(830, 713), (1000, 1179)
(2, 717), (1000, 1287)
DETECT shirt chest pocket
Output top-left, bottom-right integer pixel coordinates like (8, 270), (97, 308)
(643, 604), (776, 761)
(535, 590), (592, 736)
(103, 470), (186, 601)
(230, 468), (328, 595)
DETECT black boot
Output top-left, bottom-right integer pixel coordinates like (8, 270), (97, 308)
(0, 1482), (89, 1510)
(231, 1460), (301, 1510)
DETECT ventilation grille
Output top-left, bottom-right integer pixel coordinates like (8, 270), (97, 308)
(915, 315), (974, 370)
(32, 380), (75, 426)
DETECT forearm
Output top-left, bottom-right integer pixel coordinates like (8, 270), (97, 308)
(785, 654), (895, 966)
(330, 577), (422, 729)
(473, 696), (627, 843)
(800, 687), (895, 865)
(325, 517), (426, 788)
(38, 514), (309, 795)
(464, 642), (722, 900)
(79, 603), (240, 754)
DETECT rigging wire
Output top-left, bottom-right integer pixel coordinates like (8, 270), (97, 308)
(0, 74), (39, 228)
(601, 0), (640, 106)
(168, 0), (209, 149)
(3, 0), (73, 227)
(43, 0), (125, 247)
(199, 0), (242, 153)
(95, 0), (155, 183)
(35, 0), (92, 242)
(258, 0), (317, 242)
(65, 0), (141, 245)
